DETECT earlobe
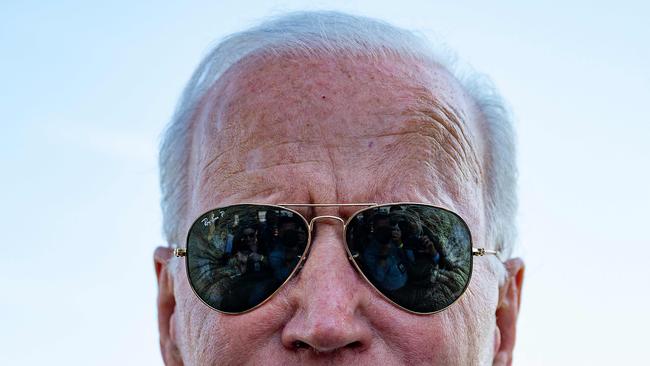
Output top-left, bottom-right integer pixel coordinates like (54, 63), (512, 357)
(154, 246), (184, 366)
(492, 258), (525, 366)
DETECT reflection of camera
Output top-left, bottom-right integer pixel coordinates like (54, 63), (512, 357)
(414, 234), (440, 259)
(414, 235), (429, 250)
(278, 216), (307, 248)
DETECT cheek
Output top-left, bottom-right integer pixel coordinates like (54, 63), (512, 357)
(172, 264), (230, 365)
(367, 302), (466, 365)
(459, 261), (501, 362)
(368, 264), (499, 365)
(172, 265), (295, 365)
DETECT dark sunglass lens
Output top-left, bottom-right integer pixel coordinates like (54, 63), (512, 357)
(345, 204), (473, 313)
(186, 205), (309, 313)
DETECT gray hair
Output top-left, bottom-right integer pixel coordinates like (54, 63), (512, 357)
(159, 11), (517, 258)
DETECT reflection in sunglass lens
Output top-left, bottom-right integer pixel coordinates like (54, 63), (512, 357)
(186, 205), (309, 313)
(345, 204), (473, 313)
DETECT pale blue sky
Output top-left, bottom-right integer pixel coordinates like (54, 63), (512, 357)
(1, 1), (649, 365)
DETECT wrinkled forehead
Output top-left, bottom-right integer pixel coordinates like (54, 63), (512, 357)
(187, 52), (486, 215)
(195, 53), (484, 146)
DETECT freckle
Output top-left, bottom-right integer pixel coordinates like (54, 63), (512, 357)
(321, 95), (326, 99)
(368, 141), (374, 148)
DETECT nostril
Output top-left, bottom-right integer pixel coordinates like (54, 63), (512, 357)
(292, 340), (363, 353)
(346, 341), (362, 349)
(293, 340), (310, 350)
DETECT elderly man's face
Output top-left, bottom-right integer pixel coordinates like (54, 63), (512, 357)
(155, 54), (524, 365)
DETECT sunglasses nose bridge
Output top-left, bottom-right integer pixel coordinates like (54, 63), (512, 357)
(304, 215), (355, 264)
(308, 215), (346, 229)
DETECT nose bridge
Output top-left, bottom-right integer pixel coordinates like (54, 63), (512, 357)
(299, 216), (359, 302)
(283, 214), (373, 353)
(299, 215), (352, 270)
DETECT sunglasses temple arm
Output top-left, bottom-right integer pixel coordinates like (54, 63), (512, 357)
(472, 247), (501, 260)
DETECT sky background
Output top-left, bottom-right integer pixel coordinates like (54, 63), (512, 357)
(1, 1), (649, 365)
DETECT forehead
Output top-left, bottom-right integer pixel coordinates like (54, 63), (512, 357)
(187, 52), (486, 227)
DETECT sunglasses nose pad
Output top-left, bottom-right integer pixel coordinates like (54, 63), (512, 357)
(348, 251), (360, 262)
(295, 254), (308, 271)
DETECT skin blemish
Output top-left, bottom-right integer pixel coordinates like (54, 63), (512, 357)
(368, 141), (374, 148)
(321, 95), (326, 99)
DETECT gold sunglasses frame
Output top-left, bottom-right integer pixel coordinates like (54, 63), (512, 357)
(173, 202), (500, 315)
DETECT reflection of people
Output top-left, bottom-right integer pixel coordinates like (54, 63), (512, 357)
(222, 230), (234, 254)
(269, 217), (305, 281)
(204, 222), (223, 253)
(362, 214), (409, 290)
(231, 226), (267, 274)
(154, 11), (524, 365)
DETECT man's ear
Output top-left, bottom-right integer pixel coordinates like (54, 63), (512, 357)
(492, 258), (525, 366)
(154, 246), (183, 366)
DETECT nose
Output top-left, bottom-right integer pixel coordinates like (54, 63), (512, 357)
(281, 222), (373, 354)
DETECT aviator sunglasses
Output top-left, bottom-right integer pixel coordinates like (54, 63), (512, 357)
(173, 203), (499, 314)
